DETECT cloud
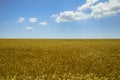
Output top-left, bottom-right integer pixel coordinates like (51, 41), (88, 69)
(53, 11), (91, 23)
(91, 0), (120, 18)
(26, 26), (33, 30)
(39, 22), (48, 26)
(52, 0), (120, 23)
(29, 18), (37, 23)
(51, 14), (58, 18)
(17, 17), (25, 23)
(77, 0), (99, 11)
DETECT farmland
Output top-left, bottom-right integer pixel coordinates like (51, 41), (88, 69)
(0, 39), (120, 80)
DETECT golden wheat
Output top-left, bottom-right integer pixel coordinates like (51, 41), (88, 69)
(0, 39), (120, 80)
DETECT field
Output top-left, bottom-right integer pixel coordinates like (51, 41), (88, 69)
(0, 39), (120, 80)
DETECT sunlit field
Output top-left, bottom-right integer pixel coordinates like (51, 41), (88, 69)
(0, 39), (120, 80)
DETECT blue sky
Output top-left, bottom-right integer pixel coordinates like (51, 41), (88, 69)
(0, 0), (120, 38)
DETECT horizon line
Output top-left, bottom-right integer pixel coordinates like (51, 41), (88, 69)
(0, 38), (120, 39)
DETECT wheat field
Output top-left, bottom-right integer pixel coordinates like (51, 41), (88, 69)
(0, 39), (120, 80)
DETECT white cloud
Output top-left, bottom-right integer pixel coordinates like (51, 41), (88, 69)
(17, 17), (25, 23)
(26, 26), (33, 30)
(91, 0), (120, 18)
(51, 14), (58, 18)
(52, 0), (120, 23)
(53, 11), (91, 23)
(29, 18), (37, 23)
(77, 0), (99, 11)
(39, 22), (48, 26)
